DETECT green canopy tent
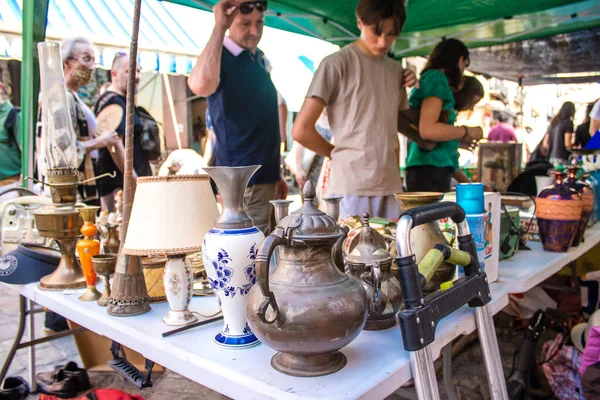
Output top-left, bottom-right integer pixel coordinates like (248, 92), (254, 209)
(20, 0), (600, 183)
(166, 0), (600, 57)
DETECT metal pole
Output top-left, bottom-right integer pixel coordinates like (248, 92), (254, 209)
(396, 215), (414, 257)
(162, 73), (182, 150)
(27, 299), (37, 393)
(442, 343), (458, 400)
(411, 347), (440, 400)
(475, 305), (508, 399)
(0, 295), (27, 383)
(20, 0), (49, 188)
(121, 0), (143, 242)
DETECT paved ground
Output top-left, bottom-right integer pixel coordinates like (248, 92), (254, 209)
(0, 280), (558, 400)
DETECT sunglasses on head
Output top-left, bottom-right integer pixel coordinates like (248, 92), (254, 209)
(239, 1), (267, 14)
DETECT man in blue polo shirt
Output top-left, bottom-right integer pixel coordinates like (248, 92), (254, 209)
(188, 0), (282, 234)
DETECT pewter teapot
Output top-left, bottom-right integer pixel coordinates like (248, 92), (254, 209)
(246, 182), (367, 377)
(345, 213), (402, 331)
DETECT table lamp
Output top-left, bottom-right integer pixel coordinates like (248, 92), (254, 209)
(32, 42), (84, 290)
(123, 175), (219, 326)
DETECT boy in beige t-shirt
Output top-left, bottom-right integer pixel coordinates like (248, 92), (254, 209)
(292, 0), (415, 220)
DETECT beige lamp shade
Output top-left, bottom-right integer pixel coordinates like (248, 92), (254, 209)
(123, 175), (218, 256)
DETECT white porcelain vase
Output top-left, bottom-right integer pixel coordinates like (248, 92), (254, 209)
(203, 228), (264, 348)
(202, 166), (264, 349)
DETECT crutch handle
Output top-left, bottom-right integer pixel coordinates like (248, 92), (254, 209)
(400, 201), (465, 228)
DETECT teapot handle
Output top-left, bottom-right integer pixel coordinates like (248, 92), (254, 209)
(256, 232), (285, 326)
(370, 262), (383, 314)
(361, 263), (383, 314)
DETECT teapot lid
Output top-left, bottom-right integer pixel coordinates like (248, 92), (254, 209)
(277, 181), (343, 244)
(346, 213), (392, 265)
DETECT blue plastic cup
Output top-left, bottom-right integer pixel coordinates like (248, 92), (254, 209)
(456, 183), (485, 215)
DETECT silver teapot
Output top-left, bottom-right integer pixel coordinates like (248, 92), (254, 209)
(345, 213), (401, 331)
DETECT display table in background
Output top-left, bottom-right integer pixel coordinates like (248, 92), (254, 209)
(498, 224), (600, 294)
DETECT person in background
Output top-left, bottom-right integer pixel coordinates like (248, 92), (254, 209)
(61, 37), (119, 206)
(0, 72), (22, 197)
(453, 76), (485, 159)
(589, 99), (600, 138)
(188, 0), (285, 234)
(98, 82), (111, 97)
(543, 101), (575, 166)
(488, 113), (517, 142)
(293, 109), (332, 188)
(574, 103), (595, 150)
(453, 75), (484, 112)
(278, 93), (288, 146)
(292, 0), (417, 220)
(405, 39), (483, 192)
(94, 52), (153, 212)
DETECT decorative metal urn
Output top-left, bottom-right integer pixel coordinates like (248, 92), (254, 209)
(246, 182), (367, 377)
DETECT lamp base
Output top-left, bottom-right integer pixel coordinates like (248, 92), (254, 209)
(79, 285), (102, 301)
(162, 309), (198, 326)
(39, 239), (86, 291)
(163, 256), (196, 326)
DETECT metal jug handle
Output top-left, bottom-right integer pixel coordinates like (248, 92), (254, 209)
(256, 231), (285, 326)
(370, 262), (384, 314)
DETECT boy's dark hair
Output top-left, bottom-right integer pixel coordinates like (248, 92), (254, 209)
(423, 38), (470, 90)
(356, 0), (407, 36)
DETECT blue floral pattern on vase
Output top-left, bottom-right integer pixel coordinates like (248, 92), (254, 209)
(239, 244), (258, 295)
(207, 249), (234, 292)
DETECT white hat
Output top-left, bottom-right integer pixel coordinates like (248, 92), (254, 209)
(571, 309), (600, 353)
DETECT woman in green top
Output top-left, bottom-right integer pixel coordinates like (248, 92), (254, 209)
(405, 39), (483, 192)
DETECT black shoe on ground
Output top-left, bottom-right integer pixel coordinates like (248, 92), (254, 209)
(36, 369), (77, 399)
(0, 377), (30, 400)
(63, 361), (91, 392)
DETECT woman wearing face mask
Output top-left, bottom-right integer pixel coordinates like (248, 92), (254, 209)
(61, 37), (119, 205)
(405, 39), (484, 192)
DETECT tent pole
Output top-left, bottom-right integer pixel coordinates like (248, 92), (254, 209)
(20, 0), (49, 188)
(162, 73), (182, 150)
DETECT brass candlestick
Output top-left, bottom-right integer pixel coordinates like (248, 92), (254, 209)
(76, 207), (102, 301)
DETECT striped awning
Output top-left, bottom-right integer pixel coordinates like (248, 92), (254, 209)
(0, 0), (206, 74)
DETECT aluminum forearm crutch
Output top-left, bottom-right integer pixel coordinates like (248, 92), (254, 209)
(395, 201), (508, 400)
